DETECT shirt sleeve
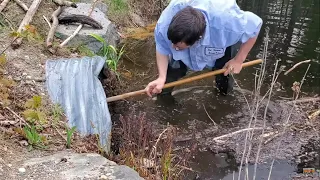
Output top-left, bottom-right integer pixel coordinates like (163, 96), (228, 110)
(154, 25), (171, 55)
(240, 11), (263, 43)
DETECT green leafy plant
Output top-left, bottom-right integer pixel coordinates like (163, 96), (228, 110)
(66, 126), (76, 149)
(10, 25), (43, 42)
(23, 125), (47, 150)
(89, 33), (125, 76)
(0, 54), (16, 106)
(22, 96), (47, 127)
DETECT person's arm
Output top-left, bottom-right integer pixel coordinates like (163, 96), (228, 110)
(234, 35), (258, 63)
(156, 50), (169, 81)
(145, 25), (171, 97)
(223, 11), (262, 75)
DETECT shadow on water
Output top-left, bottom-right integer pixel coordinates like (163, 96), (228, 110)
(118, 0), (320, 179)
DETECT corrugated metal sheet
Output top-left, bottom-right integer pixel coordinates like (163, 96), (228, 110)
(45, 56), (112, 152)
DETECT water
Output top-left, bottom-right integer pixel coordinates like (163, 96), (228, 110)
(118, 0), (320, 179)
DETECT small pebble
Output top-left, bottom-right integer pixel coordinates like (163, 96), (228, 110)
(100, 175), (108, 180)
(7, 164), (12, 167)
(26, 76), (32, 80)
(22, 73), (27, 76)
(18, 168), (26, 173)
(14, 77), (22, 81)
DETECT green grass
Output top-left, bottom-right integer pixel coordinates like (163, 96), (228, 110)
(66, 126), (76, 149)
(106, 0), (129, 12)
(104, 0), (130, 25)
(89, 33), (125, 77)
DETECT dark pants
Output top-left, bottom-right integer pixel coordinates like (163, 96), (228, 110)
(160, 43), (240, 96)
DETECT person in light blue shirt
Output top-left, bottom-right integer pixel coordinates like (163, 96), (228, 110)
(145, 0), (263, 97)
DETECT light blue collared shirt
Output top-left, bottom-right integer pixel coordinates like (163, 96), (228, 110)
(154, 0), (263, 71)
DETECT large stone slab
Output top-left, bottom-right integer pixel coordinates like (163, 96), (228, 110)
(18, 151), (144, 180)
(56, 3), (120, 53)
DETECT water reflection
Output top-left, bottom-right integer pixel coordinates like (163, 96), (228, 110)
(237, 0), (320, 95)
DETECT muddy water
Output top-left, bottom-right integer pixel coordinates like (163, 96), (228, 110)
(118, 0), (320, 179)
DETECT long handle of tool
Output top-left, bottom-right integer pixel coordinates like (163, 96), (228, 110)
(106, 59), (263, 102)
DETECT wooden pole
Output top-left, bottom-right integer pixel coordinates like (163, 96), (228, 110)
(106, 59), (263, 102)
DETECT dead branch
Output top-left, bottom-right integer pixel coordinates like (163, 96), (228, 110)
(13, 0), (29, 11)
(286, 97), (320, 104)
(0, 0), (10, 12)
(59, 0), (98, 47)
(149, 127), (169, 160)
(46, 6), (62, 50)
(213, 127), (269, 141)
(202, 104), (217, 126)
(284, 60), (311, 75)
(58, 15), (103, 29)
(11, 0), (43, 49)
(43, 15), (51, 28)
(0, 101), (30, 128)
(54, 126), (67, 141)
(53, 0), (77, 7)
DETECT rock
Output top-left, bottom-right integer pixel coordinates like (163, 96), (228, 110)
(56, 3), (120, 53)
(79, 0), (108, 14)
(100, 175), (108, 179)
(18, 168), (26, 173)
(19, 140), (28, 147)
(129, 12), (146, 27)
(20, 151), (143, 180)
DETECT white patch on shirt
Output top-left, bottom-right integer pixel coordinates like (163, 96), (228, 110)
(205, 47), (224, 56)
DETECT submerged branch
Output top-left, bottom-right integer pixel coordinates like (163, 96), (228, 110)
(284, 60), (311, 75)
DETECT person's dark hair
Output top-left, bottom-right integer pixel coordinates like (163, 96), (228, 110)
(167, 6), (206, 46)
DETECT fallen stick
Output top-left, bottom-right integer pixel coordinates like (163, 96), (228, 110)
(284, 60), (311, 75)
(286, 97), (320, 104)
(0, 101), (30, 128)
(0, 0), (10, 12)
(13, 0), (29, 11)
(53, 0), (77, 7)
(203, 104), (217, 126)
(11, 0), (43, 49)
(43, 15), (51, 28)
(213, 127), (269, 141)
(46, 6), (62, 49)
(59, 0), (98, 47)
